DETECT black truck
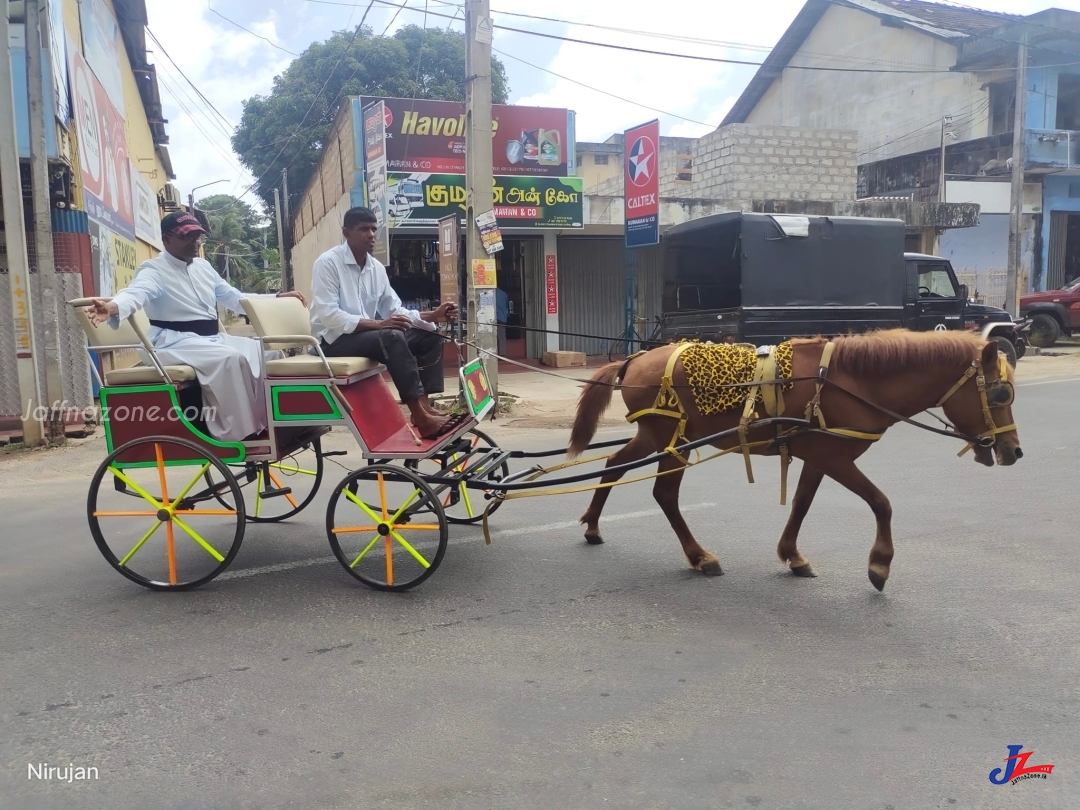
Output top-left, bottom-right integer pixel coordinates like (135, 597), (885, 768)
(658, 212), (1029, 364)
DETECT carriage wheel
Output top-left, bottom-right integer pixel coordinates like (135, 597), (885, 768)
(88, 436), (246, 591)
(205, 437), (324, 522)
(407, 428), (508, 525)
(326, 464), (448, 592)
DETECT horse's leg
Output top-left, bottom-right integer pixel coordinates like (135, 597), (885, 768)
(777, 462), (825, 578)
(653, 455), (723, 576)
(816, 457), (893, 591)
(579, 432), (653, 545)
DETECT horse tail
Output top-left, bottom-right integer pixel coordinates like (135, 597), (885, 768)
(568, 361), (623, 458)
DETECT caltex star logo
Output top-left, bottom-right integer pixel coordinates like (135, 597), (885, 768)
(627, 135), (655, 187)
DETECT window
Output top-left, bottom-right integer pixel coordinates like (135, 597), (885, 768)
(989, 82), (1015, 136)
(594, 153), (609, 165)
(917, 263), (959, 298)
(1057, 74), (1080, 131)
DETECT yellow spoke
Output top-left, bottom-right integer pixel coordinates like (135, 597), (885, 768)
(171, 516), (226, 563)
(155, 444), (177, 586)
(349, 534), (382, 569)
(392, 523), (441, 530)
(174, 510), (237, 516)
(108, 466), (163, 510)
(255, 469), (263, 518)
(270, 462), (318, 476)
(459, 482), (475, 518)
(169, 462), (212, 509)
(343, 487), (383, 524)
(117, 520), (164, 567)
(387, 489), (422, 525)
(390, 529), (431, 569)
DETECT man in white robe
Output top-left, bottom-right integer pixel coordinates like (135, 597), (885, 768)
(85, 212), (304, 441)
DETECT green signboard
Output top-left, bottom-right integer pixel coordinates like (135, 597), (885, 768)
(387, 173), (583, 229)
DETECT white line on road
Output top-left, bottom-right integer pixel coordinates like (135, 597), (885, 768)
(1017, 376), (1080, 388)
(217, 502), (716, 581)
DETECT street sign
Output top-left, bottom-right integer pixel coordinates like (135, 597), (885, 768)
(624, 119), (660, 249)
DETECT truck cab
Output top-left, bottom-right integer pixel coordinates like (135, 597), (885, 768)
(656, 213), (1028, 364)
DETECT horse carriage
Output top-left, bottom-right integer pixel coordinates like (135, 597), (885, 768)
(72, 294), (1022, 595)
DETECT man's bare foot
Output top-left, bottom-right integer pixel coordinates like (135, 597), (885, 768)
(406, 398), (449, 438)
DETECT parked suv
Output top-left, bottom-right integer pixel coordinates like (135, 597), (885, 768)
(1020, 277), (1080, 347)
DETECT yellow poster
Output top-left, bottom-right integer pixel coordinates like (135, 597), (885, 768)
(111, 232), (137, 292)
(471, 258), (497, 288)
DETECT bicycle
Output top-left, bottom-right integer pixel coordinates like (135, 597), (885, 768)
(608, 316), (666, 362)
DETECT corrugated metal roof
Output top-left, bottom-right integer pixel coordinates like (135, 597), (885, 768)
(870, 0), (1019, 36)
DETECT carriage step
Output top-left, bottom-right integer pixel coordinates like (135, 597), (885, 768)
(260, 486), (293, 500)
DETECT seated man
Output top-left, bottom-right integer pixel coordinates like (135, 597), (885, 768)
(85, 211), (305, 442)
(309, 206), (457, 438)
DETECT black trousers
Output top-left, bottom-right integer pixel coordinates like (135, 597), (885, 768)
(322, 328), (444, 402)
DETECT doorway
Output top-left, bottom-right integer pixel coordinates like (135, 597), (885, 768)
(1047, 211), (1080, 289)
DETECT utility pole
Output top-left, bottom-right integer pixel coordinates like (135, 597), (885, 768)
(281, 168), (292, 291)
(465, 0), (497, 397)
(26, 0), (64, 442)
(938, 114), (954, 205)
(0, 0), (44, 444)
(1006, 31), (1029, 316)
(274, 187), (286, 292)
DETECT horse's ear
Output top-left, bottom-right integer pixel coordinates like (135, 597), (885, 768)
(981, 340), (999, 368)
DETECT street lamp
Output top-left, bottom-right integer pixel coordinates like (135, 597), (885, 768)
(188, 179), (229, 214)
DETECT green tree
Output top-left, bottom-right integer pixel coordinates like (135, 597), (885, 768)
(197, 194), (277, 293)
(232, 25), (509, 211)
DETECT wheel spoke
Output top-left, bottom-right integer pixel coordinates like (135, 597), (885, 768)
(459, 482), (475, 518)
(343, 487), (384, 524)
(390, 529), (431, 569)
(255, 469), (263, 518)
(117, 520), (164, 567)
(155, 444), (177, 586)
(378, 472), (389, 520)
(332, 525), (379, 534)
(108, 466), (163, 510)
(267, 469), (299, 509)
(349, 533), (382, 569)
(270, 461), (318, 477)
(391, 524), (441, 530)
(93, 511), (159, 517)
(385, 535), (393, 586)
(171, 516), (226, 563)
(170, 463), (212, 508)
(174, 510), (238, 516)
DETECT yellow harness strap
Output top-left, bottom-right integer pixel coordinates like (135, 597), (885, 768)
(738, 346), (788, 491)
(805, 341), (835, 429)
(626, 342), (695, 465)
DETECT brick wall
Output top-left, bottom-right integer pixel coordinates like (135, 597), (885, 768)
(692, 125), (857, 202)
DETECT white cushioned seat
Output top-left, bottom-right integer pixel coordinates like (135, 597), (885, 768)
(105, 364), (197, 385)
(264, 355), (380, 377)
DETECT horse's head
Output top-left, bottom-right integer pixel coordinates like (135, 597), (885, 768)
(938, 341), (1021, 467)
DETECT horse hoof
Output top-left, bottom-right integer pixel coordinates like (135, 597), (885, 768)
(584, 533), (604, 546)
(868, 570), (887, 592)
(699, 560), (724, 577)
(791, 564), (817, 578)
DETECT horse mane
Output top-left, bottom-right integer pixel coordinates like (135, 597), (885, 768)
(794, 329), (986, 376)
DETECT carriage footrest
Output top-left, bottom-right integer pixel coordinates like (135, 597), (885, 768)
(260, 486), (293, 500)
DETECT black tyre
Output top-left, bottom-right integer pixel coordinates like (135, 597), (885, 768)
(1028, 313), (1061, 348)
(206, 437), (324, 522)
(88, 436), (245, 590)
(326, 464), (448, 592)
(992, 336), (1017, 368)
(407, 428), (508, 524)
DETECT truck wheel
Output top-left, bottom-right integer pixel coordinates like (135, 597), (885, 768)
(1029, 313), (1061, 348)
(992, 336), (1017, 368)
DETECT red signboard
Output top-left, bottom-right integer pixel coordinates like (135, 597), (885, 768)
(545, 254), (558, 314)
(360, 96), (572, 176)
(624, 119), (660, 248)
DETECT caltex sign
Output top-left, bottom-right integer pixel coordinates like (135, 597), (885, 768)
(624, 119), (659, 248)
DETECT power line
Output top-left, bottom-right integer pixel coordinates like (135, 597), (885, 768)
(145, 28), (236, 132)
(154, 58), (236, 144)
(208, 7), (301, 57)
(155, 71), (247, 174)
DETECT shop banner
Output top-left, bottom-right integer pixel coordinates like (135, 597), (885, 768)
(70, 43), (135, 240)
(132, 161), (162, 250)
(624, 119), (660, 249)
(386, 173), (583, 229)
(437, 214), (460, 308)
(359, 96), (574, 177)
(81, 0), (125, 118)
(362, 100), (390, 264)
(89, 221), (137, 297)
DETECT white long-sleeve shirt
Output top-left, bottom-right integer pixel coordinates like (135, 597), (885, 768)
(109, 251), (273, 347)
(309, 243), (434, 345)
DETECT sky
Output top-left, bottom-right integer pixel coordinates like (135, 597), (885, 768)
(141, 0), (1073, 213)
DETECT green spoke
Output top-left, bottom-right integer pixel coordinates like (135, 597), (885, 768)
(270, 462), (317, 476)
(387, 488), (422, 524)
(117, 520), (164, 567)
(171, 516), (226, 563)
(170, 463), (212, 508)
(459, 482), (475, 518)
(255, 469), (263, 518)
(343, 487), (384, 524)
(390, 529), (431, 569)
(109, 466), (163, 510)
(349, 533), (382, 569)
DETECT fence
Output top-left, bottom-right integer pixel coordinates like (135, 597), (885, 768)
(954, 270), (1007, 311)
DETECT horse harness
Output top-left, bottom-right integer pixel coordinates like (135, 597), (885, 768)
(621, 340), (1016, 503)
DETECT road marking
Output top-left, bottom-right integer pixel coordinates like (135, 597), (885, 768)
(217, 502), (717, 581)
(1017, 376), (1080, 388)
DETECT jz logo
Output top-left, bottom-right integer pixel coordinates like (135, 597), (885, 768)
(989, 745), (1054, 785)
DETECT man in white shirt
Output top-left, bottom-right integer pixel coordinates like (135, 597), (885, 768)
(84, 211), (305, 441)
(310, 207), (457, 439)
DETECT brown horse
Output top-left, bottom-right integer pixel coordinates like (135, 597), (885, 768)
(568, 330), (1021, 591)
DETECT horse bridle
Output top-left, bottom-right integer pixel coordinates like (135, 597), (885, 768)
(933, 353), (1017, 455)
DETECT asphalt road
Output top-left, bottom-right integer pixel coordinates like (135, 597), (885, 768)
(1, 377), (1078, 810)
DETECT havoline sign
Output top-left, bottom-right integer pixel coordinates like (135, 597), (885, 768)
(386, 173), (584, 228)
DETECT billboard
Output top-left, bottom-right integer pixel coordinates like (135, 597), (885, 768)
(69, 43), (135, 240)
(359, 96), (574, 177)
(624, 119), (660, 249)
(362, 100), (390, 264)
(385, 173), (583, 229)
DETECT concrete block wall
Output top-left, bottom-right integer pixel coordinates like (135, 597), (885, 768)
(692, 125), (857, 202)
